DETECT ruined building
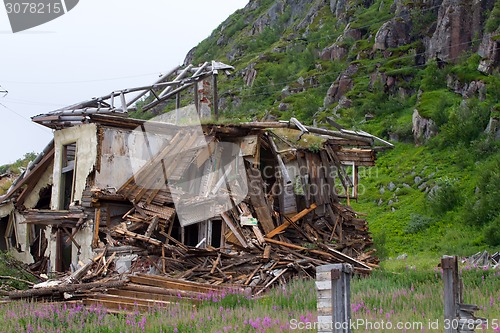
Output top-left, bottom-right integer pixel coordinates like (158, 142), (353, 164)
(0, 62), (392, 296)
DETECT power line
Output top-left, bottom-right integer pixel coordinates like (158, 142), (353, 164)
(1, 71), (167, 85)
(0, 102), (52, 134)
(0, 85), (7, 97)
(2, 97), (66, 107)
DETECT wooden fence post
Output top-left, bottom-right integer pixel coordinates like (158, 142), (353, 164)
(442, 255), (486, 333)
(316, 263), (352, 333)
(442, 255), (461, 333)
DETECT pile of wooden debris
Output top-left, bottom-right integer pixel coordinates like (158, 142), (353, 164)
(5, 115), (390, 309)
(463, 251), (500, 268)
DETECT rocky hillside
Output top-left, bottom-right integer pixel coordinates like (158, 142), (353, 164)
(166, 0), (500, 256)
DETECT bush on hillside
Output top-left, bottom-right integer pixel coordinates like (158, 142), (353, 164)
(405, 214), (434, 234)
(464, 155), (500, 226)
(439, 100), (491, 146)
(483, 215), (500, 246)
(427, 177), (463, 216)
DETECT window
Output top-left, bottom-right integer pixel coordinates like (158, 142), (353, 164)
(60, 143), (77, 210)
(4, 213), (19, 251)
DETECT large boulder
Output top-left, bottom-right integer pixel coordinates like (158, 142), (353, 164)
(426, 0), (495, 63)
(477, 32), (500, 74)
(324, 65), (358, 107)
(373, 19), (412, 50)
(412, 109), (438, 144)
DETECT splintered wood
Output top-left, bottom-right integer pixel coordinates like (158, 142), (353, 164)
(106, 130), (376, 287)
(12, 123), (382, 306)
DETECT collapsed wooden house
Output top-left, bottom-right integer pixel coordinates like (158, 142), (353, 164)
(0, 62), (392, 301)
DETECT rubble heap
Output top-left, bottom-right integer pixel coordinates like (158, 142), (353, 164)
(6, 116), (388, 305)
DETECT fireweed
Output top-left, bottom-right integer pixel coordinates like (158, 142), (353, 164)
(1, 265), (498, 332)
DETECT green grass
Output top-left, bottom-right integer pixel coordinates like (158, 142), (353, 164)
(1, 257), (499, 332)
(0, 252), (38, 290)
(351, 141), (500, 258)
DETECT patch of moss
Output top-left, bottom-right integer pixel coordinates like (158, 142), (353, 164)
(416, 89), (460, 121)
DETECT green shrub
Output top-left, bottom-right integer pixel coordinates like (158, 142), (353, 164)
(485, 3), (500, 33)
(416, 89), (459, 122)
(405, 214), (434, 234)
(464, 155), (500, 226)
(427, 177), (463, 216)
(0, 180), (12, 195)
(411, 6), (438, 37)
(450, 53), (484, 82)
(439, 99), (491, 146)
(483, 216), (500, 246)
(420, 61), (449, 91)
(389, 120), (414, 142)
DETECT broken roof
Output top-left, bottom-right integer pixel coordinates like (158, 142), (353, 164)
(32, 61), (234, 129)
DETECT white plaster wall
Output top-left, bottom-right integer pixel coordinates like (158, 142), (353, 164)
(0, 202), (13, 218)
(13, 165), (54, 266)
(72, 220), (94, 267)
(47, 226), (57, 273)
(11, 212), (34, 264)
(51, 124), (98, 209)
(95, 127), (169, 190)
(24, 165), (53, 209)
(49, 123), (97, 272)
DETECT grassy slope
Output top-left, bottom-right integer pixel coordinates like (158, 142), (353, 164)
(177, 0), (500, 258)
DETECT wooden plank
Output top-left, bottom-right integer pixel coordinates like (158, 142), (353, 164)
(266, 203), (318, 238)
(210, 253), (221, 275)
(83, 297), (172, 312)
(244, 264), (262, 285)
(9, 280), (126, 299)
(317, 243), (371, 270)
(326, 204), (343, 241)
(325, 144), (353, 191)
(113, 226), (163, 247)
(92, 208), (101, 248)
(246, 166), (275, 234)
(124, 283), (204, 299)
(296, 152), (310, 207)
(129, 275), (226, 294)
(6, 147), (55, 204)
(221, 212), (248, 248)
(254, 268), (288, 296)
(252, 225), (265, 245)
(144, 216), (159, 238)
(263, 245), (272, 261)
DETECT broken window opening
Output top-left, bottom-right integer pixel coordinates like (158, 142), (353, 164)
(35, 185), (52, 210)
(5, 213), (19, 252)
(170, 216), (224, 249)
(339, 162), (358, 200)
(184, 224), (199, 247)
(0, 215), (8, 251)
(29, 225), (47, 271)
(209, 220), (222, 248)
(55, 227), (72, 272)
(60, 143), (77, 210)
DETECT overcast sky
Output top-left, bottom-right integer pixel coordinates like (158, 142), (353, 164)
(0, 0), (248, 165)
